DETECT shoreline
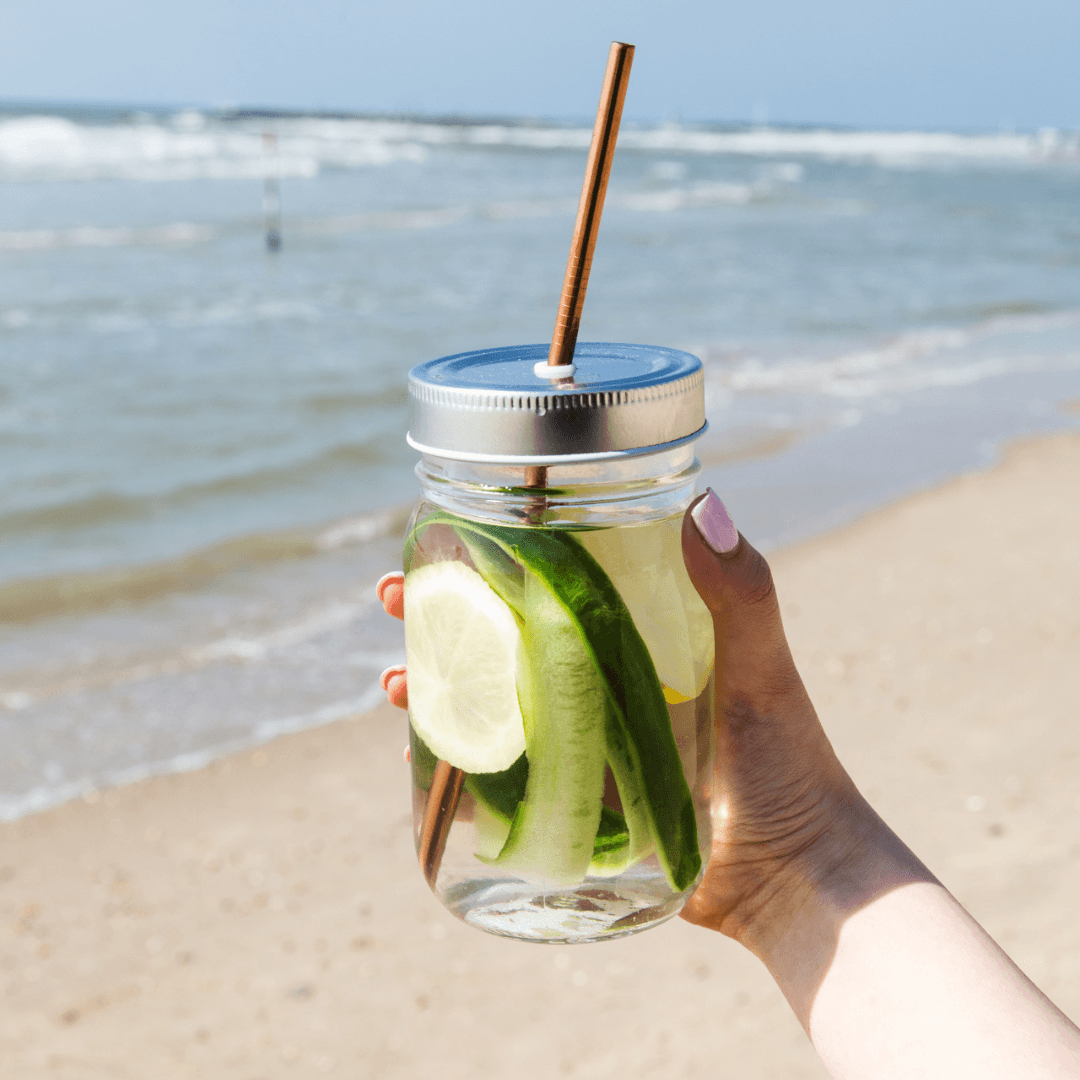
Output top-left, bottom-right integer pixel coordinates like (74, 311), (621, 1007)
(2, 431), (1079, 1077)
(3, 392), (1078, 826)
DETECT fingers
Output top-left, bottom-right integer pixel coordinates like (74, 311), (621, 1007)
(377, 571), (405, 621)
(682, 490), (802, 709)
(375, 571), (403, 601)
(376, 574), (407, 707)
(380, 665), (408, 710)
(376, 571), (404, 621)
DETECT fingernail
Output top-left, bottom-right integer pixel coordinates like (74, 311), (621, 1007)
(375, 571), (403, 602)
(380, 664), (406, 690)
(691, 489), (739, 555)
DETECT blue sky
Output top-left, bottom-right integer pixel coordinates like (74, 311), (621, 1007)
(2, 0), (1078, 131)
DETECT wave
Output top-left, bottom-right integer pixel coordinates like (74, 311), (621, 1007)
(0, 114), (425, 183)
(0, 503), (411, 622)
(0, 440), (399, 539)
(2, 111), (1077, 185)
(0, 179), (790, 254)
(0, 221), (214, 251)
(699, 309), (1080, 401)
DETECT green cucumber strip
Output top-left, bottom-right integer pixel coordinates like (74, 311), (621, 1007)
(410, 512), (701, 892)
(474, 798), (513, 861)
(603, 697), (656, 866)
(409, 726), (438, 792)
(405, 513), (525, 618)
(466, 752), (529, 820)
(589, 805), (633, 877)
(486, 570), (608, 886)
(410, 730), (630, 866)
(457, 531), (525, 618)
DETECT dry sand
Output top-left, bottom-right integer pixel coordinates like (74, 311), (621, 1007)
(2, 433), (1079, 1079)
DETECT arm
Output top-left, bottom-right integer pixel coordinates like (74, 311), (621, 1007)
(680, 490), (1080, 1079)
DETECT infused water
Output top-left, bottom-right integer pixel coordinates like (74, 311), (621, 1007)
(404, 508), (714, 943)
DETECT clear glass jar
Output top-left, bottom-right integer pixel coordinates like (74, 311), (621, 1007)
(403, 444), (714, 943)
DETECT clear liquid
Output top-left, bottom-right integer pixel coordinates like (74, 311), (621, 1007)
(405, 509), (714, 943)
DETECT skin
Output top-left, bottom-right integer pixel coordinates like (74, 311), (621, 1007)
(376, 498), (1080, 1078)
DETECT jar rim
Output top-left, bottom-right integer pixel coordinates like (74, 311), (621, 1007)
(407, 420), (708, 466)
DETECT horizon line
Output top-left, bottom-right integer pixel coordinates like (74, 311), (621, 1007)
(0, 98), (1064, 139)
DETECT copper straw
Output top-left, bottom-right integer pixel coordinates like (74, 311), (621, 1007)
(417, 42), (635, 888)
(419, 759), (467, 886)
(548, 41), (635, 369)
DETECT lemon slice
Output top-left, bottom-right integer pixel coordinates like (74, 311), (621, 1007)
(404, 560), (526, 774)
(576, 516), (714, 700)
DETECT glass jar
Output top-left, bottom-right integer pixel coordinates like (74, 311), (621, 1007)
(403, 343), (714, 943)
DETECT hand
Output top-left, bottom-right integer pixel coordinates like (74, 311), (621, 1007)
(374, 497), (887, 938)
(375, 501), (924, 941)
(376, 572), (407, 711)
(373, 502), (892, 954)
(678, 492), (921, 933)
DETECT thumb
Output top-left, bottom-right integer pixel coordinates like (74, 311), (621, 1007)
(682, 490), (802, 709)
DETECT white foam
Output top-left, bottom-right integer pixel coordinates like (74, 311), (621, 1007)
(0, 114), (425, 183)
(0, 221), (214, 251)
(454, 121), (1080, 167)
(317, 506), (406, 550)
(704, 311), (1080, 402)
(185, 598), (375, 665)
(2, 113), (1077, 185)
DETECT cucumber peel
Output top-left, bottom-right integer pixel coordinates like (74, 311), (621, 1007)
(483, 571), (607, 886)
(409, 512), (701, 893)
(412, 731), (632, 871)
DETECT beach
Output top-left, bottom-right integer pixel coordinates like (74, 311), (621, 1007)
(2, 430), (1077, 1078)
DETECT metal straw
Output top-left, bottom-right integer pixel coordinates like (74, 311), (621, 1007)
(418, 41), (635, 888)
(547, 41), (635, 369)
(419, 759), (467, 886)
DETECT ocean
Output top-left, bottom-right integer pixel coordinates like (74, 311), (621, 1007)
(1, 107), (1078, 819)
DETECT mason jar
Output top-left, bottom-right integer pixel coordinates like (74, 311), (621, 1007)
(402, 342), (714, 943)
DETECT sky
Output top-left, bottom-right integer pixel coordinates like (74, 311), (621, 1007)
(1, 0), (1078, 131)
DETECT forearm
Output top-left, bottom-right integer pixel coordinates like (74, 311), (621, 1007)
(810, 882), (1080, 1079)
(741, 802), (1080, 1079)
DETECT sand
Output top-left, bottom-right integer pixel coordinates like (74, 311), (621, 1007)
(2, 433), (1079, 1079)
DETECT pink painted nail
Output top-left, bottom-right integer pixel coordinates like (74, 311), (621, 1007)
(380, 665), (406, 691)
(690, 489), (739, 555)
(375, 571), (403, 602)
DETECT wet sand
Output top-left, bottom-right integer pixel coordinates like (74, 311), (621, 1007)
(2, 433), (1079, 1079)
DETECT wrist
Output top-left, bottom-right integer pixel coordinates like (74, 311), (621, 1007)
(733, 792), (937, 1025)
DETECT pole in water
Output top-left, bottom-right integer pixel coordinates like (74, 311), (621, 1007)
(263, 128), (282, 252)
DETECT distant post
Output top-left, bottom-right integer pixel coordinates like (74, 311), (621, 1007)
(262, 128), (282, 252)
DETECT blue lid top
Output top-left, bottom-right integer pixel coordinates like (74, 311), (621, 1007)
(407, 342), (706, 464)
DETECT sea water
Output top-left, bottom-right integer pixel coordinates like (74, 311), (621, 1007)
(1, 107), (1079, 818)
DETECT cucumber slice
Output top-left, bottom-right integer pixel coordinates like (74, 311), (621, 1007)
(458, 531), (526, 619)
(603, 697), (656, 867)
(409, 512), (701, 893)
(588, 806), (633, 877)
(412, 730), (631, 869)
(466, 750), (529, 819)
(487, 570), (608, 886)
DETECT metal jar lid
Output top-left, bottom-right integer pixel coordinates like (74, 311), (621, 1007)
(407, 342), (706, 464)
